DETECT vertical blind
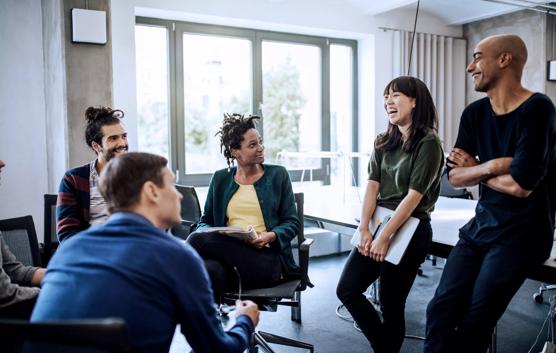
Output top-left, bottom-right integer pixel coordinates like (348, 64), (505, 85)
(391, 30), (467, 150)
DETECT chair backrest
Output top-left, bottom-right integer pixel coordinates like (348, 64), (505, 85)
(43, 194), (58, 264)
(170, 185), (202, 240)
(0, 216), (41, 267)
(0, 318), (132, 353)
(439, 169), (473, 200)
(175, 185), (202, 222)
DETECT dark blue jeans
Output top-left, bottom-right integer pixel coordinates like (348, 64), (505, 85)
(336, 219), (432, 353)
(424, 237), (543, 353)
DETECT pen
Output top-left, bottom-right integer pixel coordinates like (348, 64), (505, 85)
(373, 220), (382, 238)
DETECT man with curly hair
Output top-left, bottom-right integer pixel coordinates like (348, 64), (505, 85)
(56, 106), (129, 242)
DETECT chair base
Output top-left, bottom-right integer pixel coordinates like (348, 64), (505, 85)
(250, 331), (314, 353)
(534, 284), (556, 303)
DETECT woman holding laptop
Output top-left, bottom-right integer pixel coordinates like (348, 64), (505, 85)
(187, 113), (300, 302)
(336, 76), (444, 353)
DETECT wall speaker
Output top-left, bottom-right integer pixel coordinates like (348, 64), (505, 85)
(71, 8), (107, 45)
(548, 60), (556, 81)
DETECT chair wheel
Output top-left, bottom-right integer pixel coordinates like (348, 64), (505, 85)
(534, 292), (544, 303)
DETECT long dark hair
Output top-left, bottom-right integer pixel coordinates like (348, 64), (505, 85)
(215, 113), (261, 168)
(374, 76), (438, 152)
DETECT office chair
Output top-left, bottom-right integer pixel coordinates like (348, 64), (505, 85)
(0, 318), (133, 353)
(170, 185), (202, 240)
(0, 215), (41, 267)
(439, 168), (473, 200)
(224, 192), (315, 353)
(533, 217), (556, 304)
(421, 168), (473, 270)
(43, 194), (58, 265)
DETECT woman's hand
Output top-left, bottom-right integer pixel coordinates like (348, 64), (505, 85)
(356, 228), (373, 257)
(248, 231), (276, 248)
(370, 235), (390, 262)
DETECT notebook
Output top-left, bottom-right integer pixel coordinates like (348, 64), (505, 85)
(350, 206), (420, 265)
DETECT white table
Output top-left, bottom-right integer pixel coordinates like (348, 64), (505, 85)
(299, 185), (556, 282)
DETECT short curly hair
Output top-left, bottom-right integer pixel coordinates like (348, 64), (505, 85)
(84, 106), (125, 149)
(215, 113), (261, 168)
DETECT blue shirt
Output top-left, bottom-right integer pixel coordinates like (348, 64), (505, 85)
(32, 212), (254, 353)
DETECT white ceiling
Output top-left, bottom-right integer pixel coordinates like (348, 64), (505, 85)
(343, 0), (551, 25)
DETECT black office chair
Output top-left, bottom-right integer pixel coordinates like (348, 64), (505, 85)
(224, 192), (315, 353)
(0, 318), (133, 353)
(423, 168), (473, 270)
(533, 215), (556, 304)
(170, 185), (202, 240)
(0, 216), (41, 267)
(439, 168), (473, 200)
(43, 194), (58, 265)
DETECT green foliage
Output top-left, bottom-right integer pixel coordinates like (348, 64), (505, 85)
(263, 57), (305, 159)
(185, 107), (209, 151)
(138, 101), (169, 157)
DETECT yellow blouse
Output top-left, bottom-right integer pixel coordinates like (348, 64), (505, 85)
(226, 184), (266, 232)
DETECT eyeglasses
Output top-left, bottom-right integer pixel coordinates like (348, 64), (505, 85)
(233, 266), (242, 301)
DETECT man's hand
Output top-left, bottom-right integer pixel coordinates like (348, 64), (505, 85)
(235, 300), (260, 326)
(356, 228), (373, 257)
(31, 268), (46, 286)
(447, 148), (479, 168)
(370, 235), (390, 262)
(247, 232), (276, 248)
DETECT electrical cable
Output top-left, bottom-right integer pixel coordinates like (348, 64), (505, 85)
(407, 0), (421, 76)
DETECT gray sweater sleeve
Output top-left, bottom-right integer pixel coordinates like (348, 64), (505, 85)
(0, 233), (40, 306)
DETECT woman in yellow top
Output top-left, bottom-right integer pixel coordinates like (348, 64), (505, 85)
(187, 114), (299, 301)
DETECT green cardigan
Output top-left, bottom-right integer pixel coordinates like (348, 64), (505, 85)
(197, 164), (300, 276)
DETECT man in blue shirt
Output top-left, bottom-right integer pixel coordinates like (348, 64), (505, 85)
(32, 152), (259, 353)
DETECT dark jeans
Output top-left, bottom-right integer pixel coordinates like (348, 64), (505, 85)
(0, 297), (37, 320)
(424, 237), (542, 353)
(187, 232), (281, 301)
(336, 219), (432, 353)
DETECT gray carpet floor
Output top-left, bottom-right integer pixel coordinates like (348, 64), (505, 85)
(171, 253), (555, 353)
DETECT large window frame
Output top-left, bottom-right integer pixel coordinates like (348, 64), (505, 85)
(136, 17), (358, 186)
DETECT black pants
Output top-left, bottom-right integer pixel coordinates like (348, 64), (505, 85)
(187, 232), (282, 301)
(424, 237), (542, 353)
(336, 219), (432, 353)
(0, 297), (37, 320)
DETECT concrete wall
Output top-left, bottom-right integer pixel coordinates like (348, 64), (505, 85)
(42, 0), (68, 192)
(463, 10), (549, 105)
(63, 0), (113, 167)
(0, 0), (48, 240)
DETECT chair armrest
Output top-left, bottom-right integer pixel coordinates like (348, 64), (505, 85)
(298, 238), (314, 289)
(299, 238), (314, 251)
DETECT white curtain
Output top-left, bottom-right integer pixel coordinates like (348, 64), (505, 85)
(391, 30), (467, 150)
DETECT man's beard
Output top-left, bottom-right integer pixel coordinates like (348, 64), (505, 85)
(104, 145), (128, 162)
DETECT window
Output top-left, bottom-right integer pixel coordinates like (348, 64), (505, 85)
(135, 18), (357, 186)
(135, 24), (170, 160)
(182, 34), (252, 175)
(262, 41), (321, 166)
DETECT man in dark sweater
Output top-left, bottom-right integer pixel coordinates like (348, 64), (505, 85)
(32, 152), (260, 353)
(424, 34), (556, 353)
(56, 106), (129, 242)
(0, 159), (46, 319)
